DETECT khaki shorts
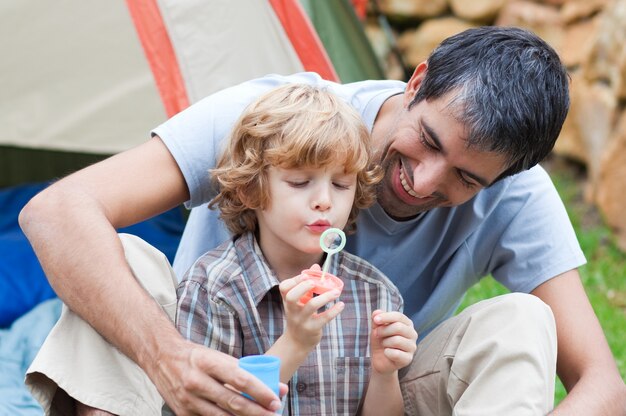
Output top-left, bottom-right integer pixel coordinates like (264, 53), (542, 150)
(26, 234), (177, 415)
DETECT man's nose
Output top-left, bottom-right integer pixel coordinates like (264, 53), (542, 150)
(411, 160), (445, 197)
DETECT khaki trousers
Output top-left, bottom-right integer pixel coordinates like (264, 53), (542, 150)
(399, 293), (557, 415)
(26, 234), (557, 416)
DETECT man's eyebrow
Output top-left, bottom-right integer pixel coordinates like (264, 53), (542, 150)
(422, 120), (445, 154)
(462, 169), (490, 187)
(422, 120), (490, 187)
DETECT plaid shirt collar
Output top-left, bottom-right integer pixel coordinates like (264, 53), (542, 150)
(233, 232), (280, 307)
(233, 232), (340, 307)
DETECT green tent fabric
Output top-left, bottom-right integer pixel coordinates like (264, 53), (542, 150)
(0, 147), (107, 188)
(299, 0), (385, 83)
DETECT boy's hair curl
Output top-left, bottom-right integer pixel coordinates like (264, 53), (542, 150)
(210, 83), (382, 235)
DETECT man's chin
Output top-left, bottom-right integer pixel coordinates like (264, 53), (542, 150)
(378, 190), (434, 220)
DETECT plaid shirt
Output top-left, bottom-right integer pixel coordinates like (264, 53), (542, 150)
(176, 232), (403, 416)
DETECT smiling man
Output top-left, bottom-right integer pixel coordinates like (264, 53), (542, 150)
(21, 26), (626, 415)
(373, 72), (508, 218)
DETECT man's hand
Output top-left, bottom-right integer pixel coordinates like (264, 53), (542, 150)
(153, 339), (286, 415)
(370, 310), (418, 375)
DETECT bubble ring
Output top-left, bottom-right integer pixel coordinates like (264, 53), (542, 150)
(320, 228), (346, 255)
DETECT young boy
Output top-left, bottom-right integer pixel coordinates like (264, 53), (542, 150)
(175, 84), (417, 415)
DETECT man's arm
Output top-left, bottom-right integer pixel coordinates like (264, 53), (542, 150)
(19, 137), (283, 415)
(532, 269), (626, 415)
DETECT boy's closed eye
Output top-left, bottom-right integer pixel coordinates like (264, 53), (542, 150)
(287, 180), (309, 188)
(332, 181), (353, 190)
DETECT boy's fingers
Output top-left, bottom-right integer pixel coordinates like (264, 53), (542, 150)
(304, 289), (341, 310)
(283, 281), (315, 303)
(383, 347), (411, 363)
(377, 323), (418, 343)
(317, 301), (345, 322)
(381, 335), (418, 353)
(373, 311), (412, 325)
(278, 278), (299, 295)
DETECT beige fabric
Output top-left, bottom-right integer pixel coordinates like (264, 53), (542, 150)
(156, 0), (304, 104)
(399, 293), (557, 416)
(1, 1), (165, 153)
(25, 234), (177, 416)
(2, 0), (304, 154)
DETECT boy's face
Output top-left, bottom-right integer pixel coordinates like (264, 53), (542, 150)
(256, 165), (356, 260)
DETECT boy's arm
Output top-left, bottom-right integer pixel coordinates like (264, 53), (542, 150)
(266, 333), (314, 384)
(362, 310), (417, 416)
(361, 372), (403, 416)
(267, 276), (344, 383)
(532, 270), (626, 415)
(19, 137), (282, 415)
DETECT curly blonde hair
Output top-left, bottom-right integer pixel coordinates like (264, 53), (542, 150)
(209, 83), (382, 235)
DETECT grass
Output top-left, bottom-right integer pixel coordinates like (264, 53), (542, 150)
(456, 156), (626, 404)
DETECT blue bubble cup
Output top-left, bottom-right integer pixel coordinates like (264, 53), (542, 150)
(238, 355), (281, 398)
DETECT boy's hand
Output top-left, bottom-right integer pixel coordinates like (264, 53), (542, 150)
(278, 273), (344, 350)
(370, 310), (418, 375)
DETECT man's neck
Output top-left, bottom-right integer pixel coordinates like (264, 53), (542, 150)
(388, 210), (427, 222)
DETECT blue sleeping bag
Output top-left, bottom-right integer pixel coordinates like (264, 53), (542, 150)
(0, 298), (62, 415)
(0, 182), (187, 414)
(0, 182), (186, 328)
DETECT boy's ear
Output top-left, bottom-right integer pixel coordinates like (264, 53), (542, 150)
(404, 62), (428, 107)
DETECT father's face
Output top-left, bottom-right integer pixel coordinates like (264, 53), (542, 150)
(372, 81), (508, 220)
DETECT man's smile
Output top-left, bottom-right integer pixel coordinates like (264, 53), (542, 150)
(399, 169), (420, 198)
(392, 159), (436, 206)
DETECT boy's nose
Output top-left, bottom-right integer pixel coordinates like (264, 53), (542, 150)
(314, 198), (331, 211)
(313, 186), (332, 211)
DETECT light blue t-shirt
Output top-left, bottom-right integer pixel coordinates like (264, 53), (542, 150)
(153, 72), (586, 338)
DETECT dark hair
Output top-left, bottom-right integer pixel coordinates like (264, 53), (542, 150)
(410, 26), (570, 181)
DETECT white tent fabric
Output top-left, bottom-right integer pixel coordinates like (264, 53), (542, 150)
(1, 1), (164, 154)
(1, 0), (308, 154)
(157, 0), (304, 104)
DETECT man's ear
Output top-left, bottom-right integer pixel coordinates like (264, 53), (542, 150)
(404, 62), (428, 107)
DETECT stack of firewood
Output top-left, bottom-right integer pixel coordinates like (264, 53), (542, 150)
(365, 0), (626, 250)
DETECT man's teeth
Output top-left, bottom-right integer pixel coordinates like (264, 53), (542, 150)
(400, 170), (420, 198)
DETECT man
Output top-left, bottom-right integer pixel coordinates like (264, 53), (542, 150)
(21, 27), (626, 415)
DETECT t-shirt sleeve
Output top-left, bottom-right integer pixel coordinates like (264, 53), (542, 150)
(485, 166), (587, 293)
(151, 73), (325, 208)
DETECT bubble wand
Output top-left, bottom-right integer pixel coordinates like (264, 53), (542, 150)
(319, 228), (346, 280)
(298, 228), (346, 304)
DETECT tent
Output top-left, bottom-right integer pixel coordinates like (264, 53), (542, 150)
(0, 1), (382, 413)
(1, 0), (383, 320)
(1, 0), (383, 187)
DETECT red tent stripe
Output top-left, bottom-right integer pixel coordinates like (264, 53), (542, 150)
(125, 0), (190, 117)
(268, 0), (340, 82)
